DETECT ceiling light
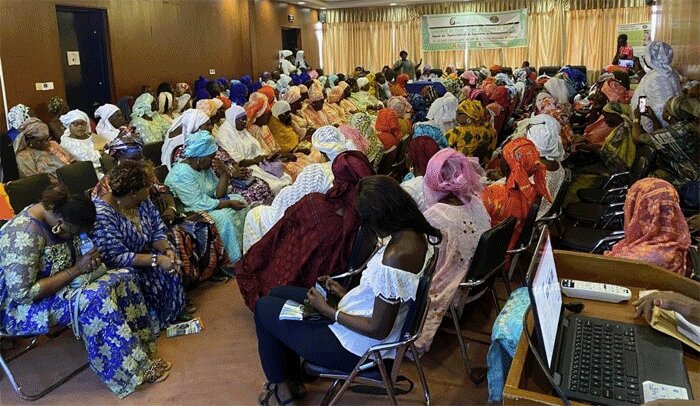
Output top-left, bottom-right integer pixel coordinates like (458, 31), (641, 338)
(298, 1), (306, 4)
(389, 2), (398, 5)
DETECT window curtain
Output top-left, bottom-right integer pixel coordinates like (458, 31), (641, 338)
(322, 0), (649, 80)
(654, 0), (700, 79)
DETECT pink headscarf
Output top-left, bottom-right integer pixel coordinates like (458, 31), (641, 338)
(338, 124), (369, 153)
(423, 148), (484, 208)
(605, 178), (691, 275)
(460, 70), (478, 86)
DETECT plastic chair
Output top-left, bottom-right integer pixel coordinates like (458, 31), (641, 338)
(305, 248), (439, 406)
(5, 173), (51, 213)
(56, 161), (99, 195)
(450, 217), (516, 383)
(143, 140), (164, 166)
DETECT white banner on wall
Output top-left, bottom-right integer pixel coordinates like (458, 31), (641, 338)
(421, 9), (528, 52)
(617, 22), (652, 58)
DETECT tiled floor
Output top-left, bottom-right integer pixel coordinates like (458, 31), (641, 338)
(0, 278), (506, 405)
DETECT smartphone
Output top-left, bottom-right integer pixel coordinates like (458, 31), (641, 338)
(639, 96), (647, 113)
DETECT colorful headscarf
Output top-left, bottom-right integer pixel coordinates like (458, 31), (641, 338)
(375, 108), (402, 149)
(105, 127), (144, 160)
(328, 82), (348, 104)
(644, 41), (674, 75)
(603, 101), (633, 123)
(387, 96), (412, 116)
(175, 82), (191, 96)
(312, 126), (349, 162)
(407, 136), (440, 176)
(601, 79), (632, 103)
(196, 98), (224, 118)
(245, 96), (269, 123)
(258, 86), (277, 106)
(131, 93), (155, 118)
(461, 70), (478, 86)
(457, 99), (488, 125)
(424, 148), (483, 208)
(281, 86), (302, 104)
(502, 138), (552, 218)
(94, 104), (121, 142)
(525, 114), (564, 162)
(410, 94), (429, 123)
(413, 122), (449, 149)
(325, 150), (374, 208)
(8, 104), (30, 130)
(14, 118), (49, 152)
(605, 178), (690, 275)
(183, 130), (218, 158)
(490, 64), (502, 74)
(338, 124), (369, 153)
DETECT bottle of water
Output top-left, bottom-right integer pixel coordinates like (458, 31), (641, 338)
(78, 233), (95, 256)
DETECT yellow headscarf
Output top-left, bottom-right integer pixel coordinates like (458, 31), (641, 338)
(458, 99), (488, 125)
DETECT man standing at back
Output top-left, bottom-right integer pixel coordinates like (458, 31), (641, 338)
(393, 50), (422, 80)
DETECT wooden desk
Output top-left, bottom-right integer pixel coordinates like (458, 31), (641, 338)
(503, 251), (700, 405)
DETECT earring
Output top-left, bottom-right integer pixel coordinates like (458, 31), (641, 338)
(51, 223), (62, 235)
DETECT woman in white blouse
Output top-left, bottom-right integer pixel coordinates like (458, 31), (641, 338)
(254, 175), (441, 406)
(59, 109), (102, 171)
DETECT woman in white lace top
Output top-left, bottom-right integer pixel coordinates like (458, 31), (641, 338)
(524, 114), (566, 218)
(254, 176), (441, 406)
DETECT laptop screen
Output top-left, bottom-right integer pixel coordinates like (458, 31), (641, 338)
(528, 229), (562, 368)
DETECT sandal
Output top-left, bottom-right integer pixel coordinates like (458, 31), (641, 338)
(144, 365), (169, 384)
(258, 383), (294, 406)
(152, 358), (172, 372)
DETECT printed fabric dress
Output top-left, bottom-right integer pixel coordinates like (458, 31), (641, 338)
(165, 163), (250, 263)
(0, 210), (156, 398)
(91, 198), (185, 330)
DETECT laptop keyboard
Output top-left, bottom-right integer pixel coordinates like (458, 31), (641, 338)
(569, 318), (643, 404)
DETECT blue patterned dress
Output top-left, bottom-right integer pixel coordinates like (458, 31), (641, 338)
(0, 210), (156, 398)
(91, 198), (185, 331)
(165, 162), (249, 263)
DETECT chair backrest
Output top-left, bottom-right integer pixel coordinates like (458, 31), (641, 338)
(56, 161), (99, 195)
(389, 135), (411, 179)
(538, 66), (561, 77)
(376, 145), (399, 175)
(100, 154), (116, 174)
(541, 168), (572, 220)
(629, 144), (657, 184)
(154, 165), (169, 184)
(516, 203), (540, 250)
(466, 217), (517, 284)
(500, 67), (513, 77)
(143, 140), (164, 166)
(401, 247), (439, 341)
(0, 132), (20, 182)
(5, 173), (51, 212)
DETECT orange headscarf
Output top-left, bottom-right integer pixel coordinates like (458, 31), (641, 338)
(390, 74), (409, 97)
(374, 108), (402, 150)
(605, 178), (691, 275)
(245, 95), (268, 125)
(257, 87), (276, 107)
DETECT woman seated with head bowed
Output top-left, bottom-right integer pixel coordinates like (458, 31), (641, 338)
(482, 138), (552, 250)
(446, 99), (497, 162)
(524, 114), (566, 218)
(94, 103), (127, 146)
(93, 130), (230, 287)
(235, 151), (374, 311)
(349, 112), (385, 167)
(426, 92), (459, 135)
(91, 160), (186, 329)
(165, 131), (249, 263)
(173, 83), (193, 116)
(281, 86), (312, 139)
(600, 101), (636, 174)
(242, 125), (352, 251)
(374, 108), (403, 150)
(0, 185), (168, 397)
(59, 109), (103, 170)
(349, 77), (384, 113)
(605, 178), (691, 276)
(253, 175), (441, 405)
(387, 96), (414, 135)
(326, 81), (353, 123)
(416, 148), (491, 354)
(7, 104), (31, 143)
(130, 93), (172, 144)
(401, 136), (441, 212)
(14, 118), (75, 178)
(390, 73), (410, 97)
(302, 83), (343, 130)
(632, 94), (700, 188)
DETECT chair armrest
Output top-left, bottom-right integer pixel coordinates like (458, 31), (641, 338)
(601, 186), (629, 202)
(536, 213), (560, 224)
(602, 171), (630, 189)
(331, 268), (363, 280)
(458, 261), (506, 289)
(591, 233), (625, 253)
(507, 245), (529, 255)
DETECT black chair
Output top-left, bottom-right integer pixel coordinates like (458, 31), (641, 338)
(505, 204), (540, 287)
(450, 217), (516, 383)
(5, 173), (52, 213)
(56, 161), (99, 195)
(388, 135), (411, 181)
(538, 66), (561, 77)
(376, 145), (399, 176)
(331, 227), (380, 291)
(558, 225), (625, 253)
(305, 248), (438, 406)
(100, 154), (117, 174)
(536, 169), (572, 233)
(143, 140), (164, 166)
(1, 132), (20, 182)
(154, 165), (169, 184)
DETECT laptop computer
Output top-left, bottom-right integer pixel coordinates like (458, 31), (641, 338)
(526, 228), (693, 405)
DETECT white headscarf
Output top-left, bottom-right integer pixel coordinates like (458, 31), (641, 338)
(426, 92), (458, 133)
(543, 77), (571, 112)
(295, 50), (307, 69)
(311, 126), (349, 162)
(158, 92), (174, 114)
(525, 114), (565, 162)
(59, 109), (91, 137)
(225, 105), (246, 127)
(94, 104), (121, 142)
(280, 50), (293, 61)
(161, 108), (210, 169)
(271, 100), (291, 118)
(357, 77), (369, 89)
(277, 74), (292, 95)
(175, 94), (191, 114)
(8, 104), (30, 130)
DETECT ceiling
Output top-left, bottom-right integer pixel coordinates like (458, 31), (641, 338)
(275, 0), (457, 10)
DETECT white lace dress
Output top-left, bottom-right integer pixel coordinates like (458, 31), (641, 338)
(59, 134), (102, 173)
(537, 165), (566, 219)
(242, 162), (334, 252)
(328, 237), (433, 358)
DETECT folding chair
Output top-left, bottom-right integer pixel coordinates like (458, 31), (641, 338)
(388, 135), (411, 181)
(305, 248), (439, 406)
(56, 161), (99, 195)
(376, 145), (399, 176)
(143, 140), (164, 166)
(449, 217), (516, 383)
(505, 204), (540, 288)
(536, 168), (572, 234)
(4, 173), (52, 213)
(0, 328), (89, 401)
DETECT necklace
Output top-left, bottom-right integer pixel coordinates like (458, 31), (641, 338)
(115, 198), (143, 233)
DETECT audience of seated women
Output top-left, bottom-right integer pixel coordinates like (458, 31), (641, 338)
(0, 186), (168, 397)
(253, 175), (441, 405)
